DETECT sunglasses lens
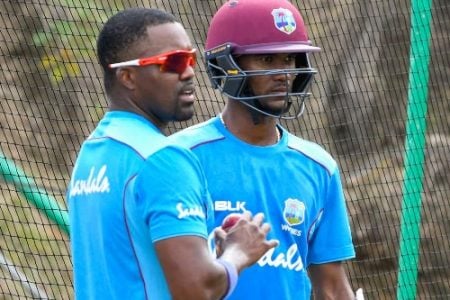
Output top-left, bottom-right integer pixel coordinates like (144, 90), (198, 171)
(162, 52), (196, 74)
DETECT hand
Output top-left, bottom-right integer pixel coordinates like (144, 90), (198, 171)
(214, 213), (241, 257)
(214, 211), (279, 272)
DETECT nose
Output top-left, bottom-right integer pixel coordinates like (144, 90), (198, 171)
(272, 70), (292, 84)
(179, 64), (195, 80)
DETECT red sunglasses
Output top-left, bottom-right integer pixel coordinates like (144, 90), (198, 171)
(109, 49), (197, 74)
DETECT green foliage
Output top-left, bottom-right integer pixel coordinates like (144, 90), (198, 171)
(32, 0), (123, 85)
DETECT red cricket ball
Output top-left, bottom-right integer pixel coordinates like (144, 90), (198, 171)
(221, 213), (242, 232)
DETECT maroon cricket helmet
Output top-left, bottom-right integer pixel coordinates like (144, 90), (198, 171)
(205, 0), (320, 54)
(204, 0), (320, 119)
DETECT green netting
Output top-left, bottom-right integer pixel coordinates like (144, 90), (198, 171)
(0, 0), (449, 299)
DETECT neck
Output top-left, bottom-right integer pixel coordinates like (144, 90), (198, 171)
(219, 111), (281, 146)
(109, 101), (168, 135)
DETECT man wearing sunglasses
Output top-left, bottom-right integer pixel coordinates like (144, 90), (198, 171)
(171, 0), (356, 299)
(67, 8), (278, 300)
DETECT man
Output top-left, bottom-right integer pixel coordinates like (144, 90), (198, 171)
(67, 8), (278, 299)
(170, 0), (356, 299)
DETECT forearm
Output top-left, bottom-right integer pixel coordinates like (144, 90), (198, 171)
(313, 285), (354, 300)
(309, 262), (354, 300)
(169, 269), (228, 300)
(157, 237), (231, 300)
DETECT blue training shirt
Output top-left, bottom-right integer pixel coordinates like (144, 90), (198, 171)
(170, 116), (355, 300)
(67, 111), (213, 300)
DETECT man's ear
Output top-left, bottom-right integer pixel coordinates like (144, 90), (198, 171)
(115, 67), (137, 90)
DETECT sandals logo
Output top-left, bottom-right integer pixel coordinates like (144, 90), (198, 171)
(283, 198), (305, 226)
(69, 165), (110, 197)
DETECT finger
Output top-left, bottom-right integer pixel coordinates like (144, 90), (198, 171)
(252, 212), (265, 226)
(240, 210), (252, 221)
(214, 227), (227, 241)
(266, 239), (279, 249)
(260, 222), (271, 234)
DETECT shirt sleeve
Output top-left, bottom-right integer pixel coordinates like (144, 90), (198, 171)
(307, 168), (355, 265)
(134, 145), (213, 243)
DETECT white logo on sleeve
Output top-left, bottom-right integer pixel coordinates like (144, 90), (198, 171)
(70, 165), (110, 197)
(176, 203), (206, 219)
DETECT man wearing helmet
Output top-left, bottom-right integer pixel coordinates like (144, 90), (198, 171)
(171, 0), (356, 298)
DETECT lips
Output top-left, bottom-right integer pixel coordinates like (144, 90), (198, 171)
(271, 89), (288, 93)
(180, 83), (194, 95)
(179, 84), (195, 103)
(270, 85), (289, 94)
(181, 89), (194, 96)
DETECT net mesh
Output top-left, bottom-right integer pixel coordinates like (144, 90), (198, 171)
(0, 0), (449, 298)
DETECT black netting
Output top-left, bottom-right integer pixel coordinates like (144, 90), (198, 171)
(0, 0), (448, 299)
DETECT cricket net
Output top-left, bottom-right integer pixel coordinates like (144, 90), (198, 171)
(0, 0), (449, 298)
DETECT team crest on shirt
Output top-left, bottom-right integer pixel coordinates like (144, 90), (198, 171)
(283, 198), (305, 226)
(271, 8), (296, 35)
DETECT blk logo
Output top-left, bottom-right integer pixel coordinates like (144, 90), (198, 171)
(214, 201), (246, 212)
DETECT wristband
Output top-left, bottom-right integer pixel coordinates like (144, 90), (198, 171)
(216, 258), (238, 300)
